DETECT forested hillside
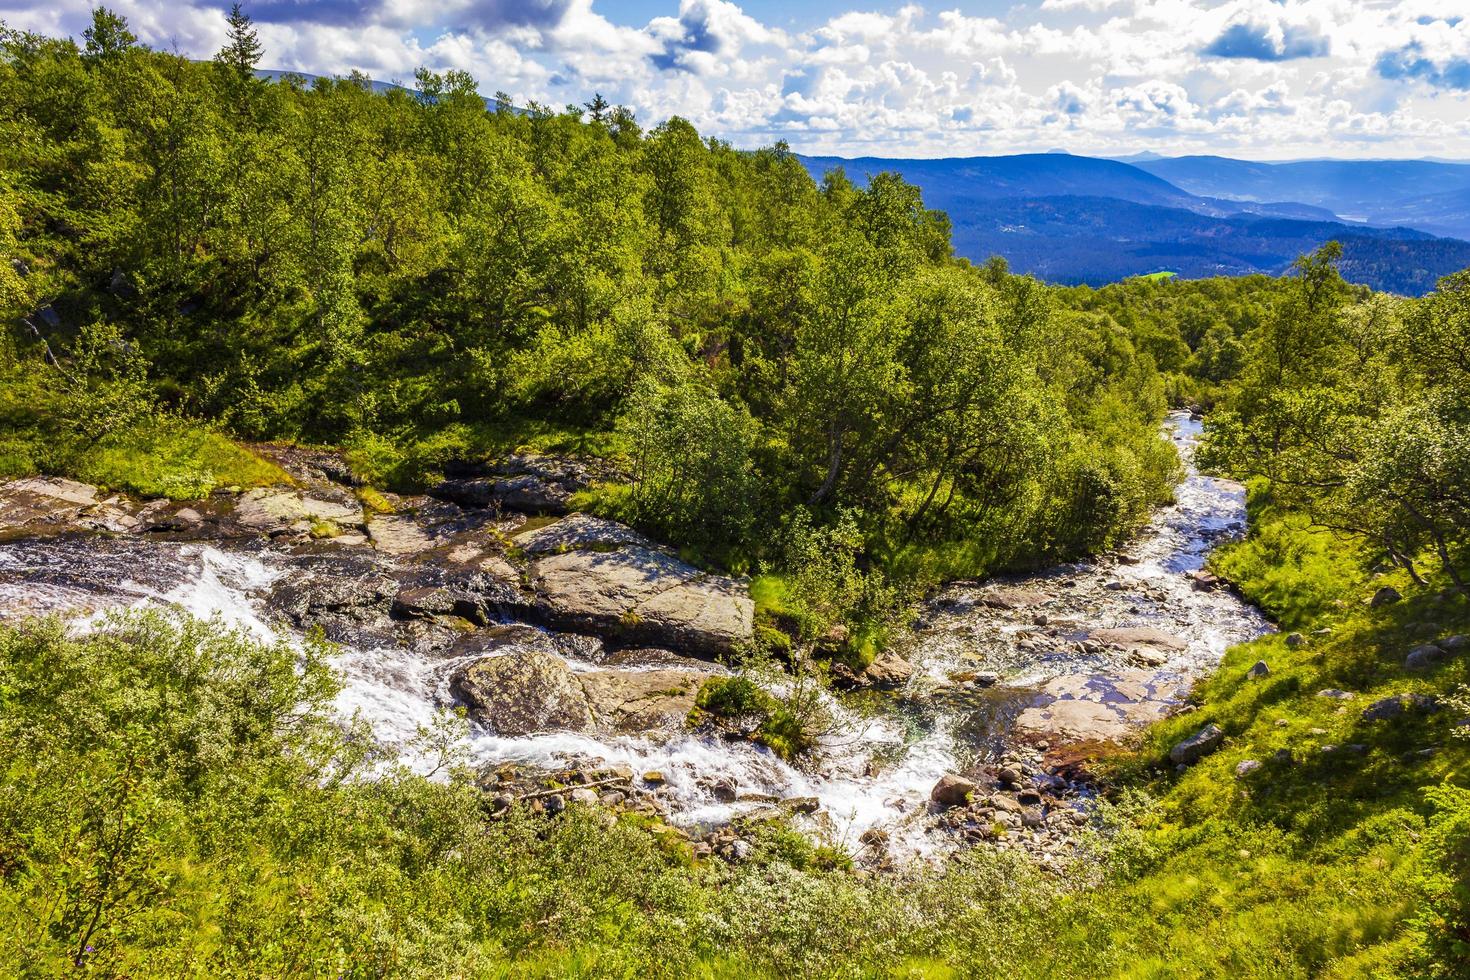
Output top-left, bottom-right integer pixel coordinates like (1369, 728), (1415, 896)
(1, 10), (1468, 979)
(0, 18), (1176, 594)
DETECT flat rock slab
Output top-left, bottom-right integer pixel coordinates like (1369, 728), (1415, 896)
(1088, 627), (1188, 652)
(523, 515), (754, 657)
(1016, 669), (1177, 743)
(233, 488), (363, 534)
(368, 515), (438, 555)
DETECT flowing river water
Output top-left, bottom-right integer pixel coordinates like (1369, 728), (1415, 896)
(0, 412), (1269, 860)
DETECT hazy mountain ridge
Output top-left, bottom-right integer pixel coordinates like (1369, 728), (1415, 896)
(799, 152), (1470, 294)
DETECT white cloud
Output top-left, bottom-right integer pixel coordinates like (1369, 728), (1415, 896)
(2, 0), (1468, 158)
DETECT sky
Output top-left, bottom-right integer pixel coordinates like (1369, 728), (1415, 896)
(3, 0), (1469, 159)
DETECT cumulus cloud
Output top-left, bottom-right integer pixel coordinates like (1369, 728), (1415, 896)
(2, 0), (1469, 158)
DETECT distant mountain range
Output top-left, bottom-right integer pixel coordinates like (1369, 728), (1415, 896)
(799, 152), (1470, 295)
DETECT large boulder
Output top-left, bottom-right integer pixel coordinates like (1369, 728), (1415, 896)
(524, 516), (753, 657)
(863, 652), (914, 689)
(0, 477), (138, 535)
(1361, 693), (1441, 723)
(451, 649), (597, 736)
(930, 774), (978, 807)
(1169, 723), (1225, 765)
(451, 646), (707, 737)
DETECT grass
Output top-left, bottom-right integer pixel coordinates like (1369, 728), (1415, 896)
(57, 420), (288, 499)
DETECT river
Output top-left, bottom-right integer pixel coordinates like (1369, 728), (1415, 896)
(0, 412), (1269, 860)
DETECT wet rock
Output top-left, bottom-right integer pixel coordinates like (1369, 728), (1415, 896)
(930, 774), (978, 807)
(1247, 660), (1270, 679)
(1089, 626), (1187, 653)
(863, 651), (913, 689)
(710, 777), (738, 803)
(1189, 570), (1221, 591)
(1169, 723), (1225, 765)
(0, 477), (101, 533)
(1361, 693), (1441, 722)
(782, 796), (820, 814)
(980, 589), (1049, 610)
(390, 585), (474, 621)
(431, 454), (596, 515)
(1368, 586), (1402, 608)
(642, 771), (667, 786)
(578, 668), (704, 735)
(1235, 759), (1262, 778)
(975, 671), (999, 687)
(451, 649), (596, 736)
(859, 827), (889, 848)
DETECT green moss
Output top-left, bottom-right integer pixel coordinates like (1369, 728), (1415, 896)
(73, 422), (287, 499)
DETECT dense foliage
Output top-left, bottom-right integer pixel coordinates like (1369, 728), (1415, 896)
(0, 15), (1174, 587)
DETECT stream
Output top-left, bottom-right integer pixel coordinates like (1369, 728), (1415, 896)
(0, 412), (1269, 860)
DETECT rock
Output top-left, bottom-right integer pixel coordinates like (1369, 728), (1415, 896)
(1189, 570), (1221, 591)
(863, 651), (913, 689)
(642, 771), (667, 786)
(782, 796), (820, 814)
(997, 766), (1022, 788)
(988, 794), (1025, 815)
(390, 585), (472, 621)
(1235, 759), (1262, 778)
(1021, 808), (1044, 829)
(859, 828), (889, 848)
(975, 671), (999, 687)
(367, 515), (436, 555)
(980, 589), (1049, 610)
(0, 476), (102, 532)
(515, 513), (651, 555)
(431, 454), (596, 515)
(542, 794), (566, 816)
(710, 777), (738, 803)
(569, 788), (600, 806)
(1169, 723), (1225, 765)
(1017, 789), (1043, 806)
(1089, 627), (1188, 653)
(1361, 693), (1441, 722)
(723, 839), (752, 861)
(1368, 586), (1402, 608)
(529, 538), (753, 657)
(1285, 633), (1305, 648)
(1405, 644), (1448, 671)
(1316, 689), (1355, 700)
(1247, 660), (1270, 679)
(451, 650), (596, 736)
(233, 487), (363, 536)
(579, 667), (705, 735)
(930, 774), (978, 807)
(1439, 635), (1468, 653)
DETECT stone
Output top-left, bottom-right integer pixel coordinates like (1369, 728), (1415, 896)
(642, 771), (667, 786)
(998, 767), (1023, 788)
(233, 488), (363, 535)
(1021, 808), (1044, 829)
(1368, 586), (1402, 608)
(1317, 689), (1355, 700)
(863, 651), (913, 689)
(1189, 570), (1221, 591)
(542, 794), (566, 816)
(569, 788), (599, 806)
(367, 515), (436, 556)
(859, 828), (889, 848)
(431, 454), (595, 515)
(930, 774), (978, 807)
(782, 796), (820, 814)
(1247, 660), (1270, 679)
(577, 668), (705, 735)
(975, 672), (999, 687)
(1169, 723), (1225, 765)
(1439, 635), (1468, 653)
(1235, 759), (1262, 778)
(1361, 693), (1441, 722)
(1017, 790), (1043, 806)
(1405, 644), (1448, 671)
(1089, 627), (1188, 653)
(979, 588), (1049, 610)
(987, 794), (1025, 815)
(515, 513), (651, 555)
(1285, 633), (1305, 648)
(710, 777), (738, 803)
(530, 543), (753, 657)
(452, 651), (596, 736)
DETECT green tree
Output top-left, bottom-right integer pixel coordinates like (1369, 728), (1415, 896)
(81, 6), (136, 61)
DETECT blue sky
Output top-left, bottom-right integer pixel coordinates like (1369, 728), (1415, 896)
(2, 1), (1468, 159)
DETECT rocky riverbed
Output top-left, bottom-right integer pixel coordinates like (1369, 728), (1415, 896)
(0, 413), (1270, 865)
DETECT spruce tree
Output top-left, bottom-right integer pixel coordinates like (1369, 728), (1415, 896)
(217, 3), (263, 80)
